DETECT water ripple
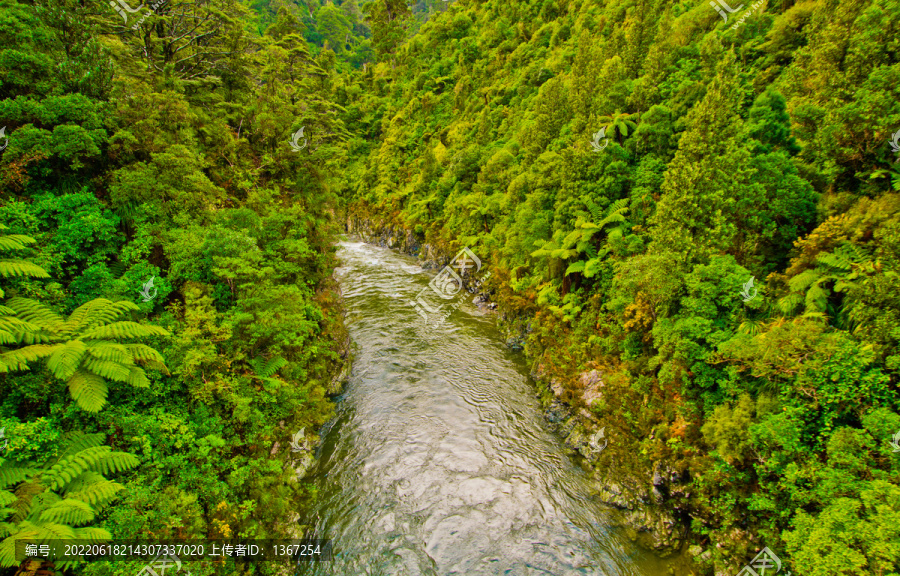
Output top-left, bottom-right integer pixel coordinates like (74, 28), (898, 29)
(296, 241), (673, 576)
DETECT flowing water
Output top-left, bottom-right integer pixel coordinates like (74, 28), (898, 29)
(296, 240), (675, 576)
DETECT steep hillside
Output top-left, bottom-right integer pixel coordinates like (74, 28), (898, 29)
(0, 2), (349, 574)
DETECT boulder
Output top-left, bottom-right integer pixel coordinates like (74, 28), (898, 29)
(327, 359), (351, 396)
(579, 369), (605, 408)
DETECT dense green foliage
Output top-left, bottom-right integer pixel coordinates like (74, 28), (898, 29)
(0, 0), (349, 574)
(339, 0), (900, 573)
(2, 0), (899, 574)
(247, 0), (454, 68)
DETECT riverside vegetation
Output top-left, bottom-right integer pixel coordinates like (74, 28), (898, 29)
(0, 0), (898, 575)
(0, 1), (351, 574)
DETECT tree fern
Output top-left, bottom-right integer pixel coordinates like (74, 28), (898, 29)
(0, 433), (138, 568)
(537, 198), (630, 280)
(596, 111), (638, 145)
(778, 242), (868, 323)
(0, 298), (169, 412)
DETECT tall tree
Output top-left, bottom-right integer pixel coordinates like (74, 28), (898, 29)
(648, 47), (756, 264)
(361, 0), (412, 64)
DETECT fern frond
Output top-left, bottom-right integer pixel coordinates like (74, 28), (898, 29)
(84, 300), (140, 330)
(124, 366), (150, 388)
(43, 446), (137, 483)
(584, 258), (605, 278)
(598, 204), (629, 228)
(816, 251), (851, 272)
(0, 317), (43, 344)
(584, 198), (603, 223)
(607, 225), (626, 241)
(0, 521), (13, 539)
(46, 341), (88, 380)
(64, 479), (123, 508)
(778, 292), (804, 315)
(66, 371), (108, 413)
(0, 468), (36, 490)
(85, 343), (130, 365)
(54, 434), (106, 463)
(43, 447), (114, 491)
(72, 526), (111, 542)
(0, 345), (54, 373)
(787, 269), (821, 293)
(0, 535), (22, 567)
(559, 228), (584, 251)
(38, 499), (95, 526)
(122, 344), (165, 364)
(530, 240), (560, 259)
(800, 310), (829, 323)
(28, 521), (78, 540)
(86, 451), (139, 476)
(78, 322), (169, 341)
(138, 360), (168, 374)
(805, 281), (829, 313)
(738, 318), (765, 336)
(5, 299), (63, 328)
(82, 358), (132, 382)
(0, 260), (50, 279)
(0, 235), (37, 251)
(59, 300), (138, 337)
(251, 356), (288, 379)
(11, 481), (43, 522)
(565, 261), (586, 276)
(0, 492), (15, 508)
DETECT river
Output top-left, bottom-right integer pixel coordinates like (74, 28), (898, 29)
(296, 240), (676, 576)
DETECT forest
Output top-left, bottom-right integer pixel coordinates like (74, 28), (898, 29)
(0, 0), (898, 575)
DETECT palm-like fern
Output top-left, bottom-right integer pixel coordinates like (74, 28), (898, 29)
(596, 111), (638, 145)
(777, 243), (869, 327)
(532, 198), (629, 280)
(0, 298), (169, 412)
(564, 198), (629, 277)
(0, 432), (138, 569)
(867, 158), (900, 191)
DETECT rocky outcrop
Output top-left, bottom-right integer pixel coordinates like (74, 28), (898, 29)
(327, 327), (352, 396)
(327, 354), (351, 396)
(534, 360), (689, 558)
(347, 216), (443, 269)
(344, 215), (502, 320)
(579, 369), (605, 408)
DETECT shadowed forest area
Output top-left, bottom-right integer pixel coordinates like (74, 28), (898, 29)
(0, 0), (898, 574)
